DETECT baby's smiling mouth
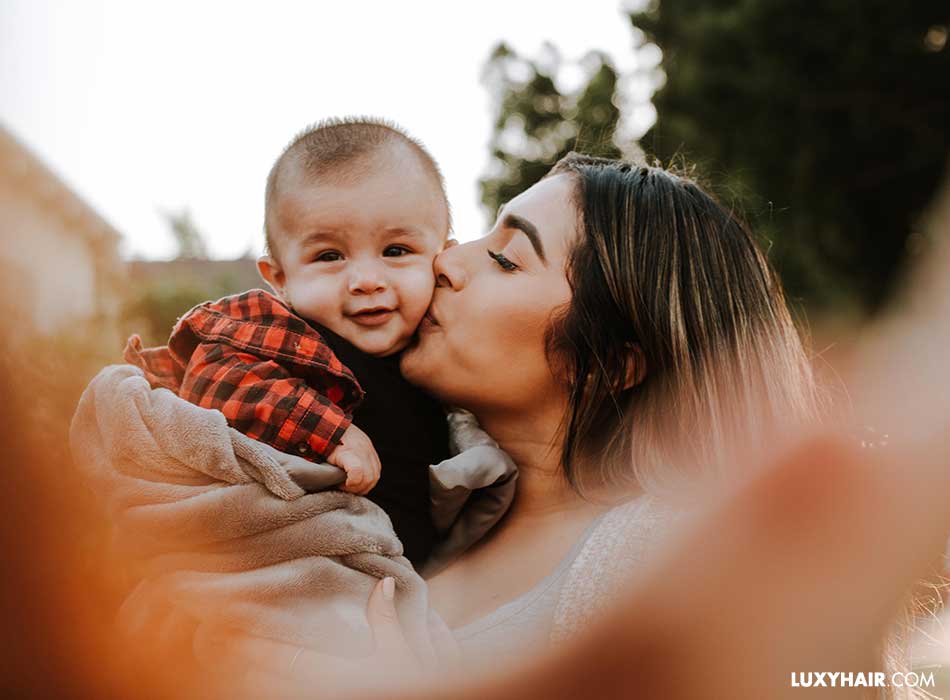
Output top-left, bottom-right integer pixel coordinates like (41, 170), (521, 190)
(347, 306), (396, 327)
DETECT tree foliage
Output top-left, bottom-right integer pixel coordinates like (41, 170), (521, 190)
(121, 210), (250, 346)
(121, 279), (216, 346)
(479, 42), (633, 222)
(161, 207), (209, 260)
(479, 4), (949, 313)
(632, 1), (950, 312)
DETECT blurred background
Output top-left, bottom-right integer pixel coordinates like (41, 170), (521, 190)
(0, 0), (948, 696)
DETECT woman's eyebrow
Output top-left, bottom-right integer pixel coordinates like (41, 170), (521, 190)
(503, 213), (547, 264)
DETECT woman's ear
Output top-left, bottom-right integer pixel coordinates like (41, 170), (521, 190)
(257, 255), (287, 299)
(622, 343), (648, 390)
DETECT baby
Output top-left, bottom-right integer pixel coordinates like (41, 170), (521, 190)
(124, 118), (452, 566)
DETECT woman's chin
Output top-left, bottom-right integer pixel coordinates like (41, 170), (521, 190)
(398, 332), (436, 384)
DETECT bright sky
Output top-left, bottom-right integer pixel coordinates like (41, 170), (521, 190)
(0, 0), (656, 260)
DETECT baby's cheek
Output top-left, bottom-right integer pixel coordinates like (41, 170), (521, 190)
(287, 276), (343, 325)
(396, 264), (437, 326)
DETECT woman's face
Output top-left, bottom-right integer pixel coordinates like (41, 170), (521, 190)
(400, 174), (579, 414)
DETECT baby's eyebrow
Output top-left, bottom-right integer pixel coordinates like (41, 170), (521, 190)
(382, 226), (425, 238)
(298, 231), (343, 248)
(299, 230), (344, 250)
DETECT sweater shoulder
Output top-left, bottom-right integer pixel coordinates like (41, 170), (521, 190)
(551, 494), (679, 644)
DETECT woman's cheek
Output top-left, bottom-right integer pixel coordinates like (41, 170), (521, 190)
(491, 292), (554, 349)
(452, 290), (521, 364)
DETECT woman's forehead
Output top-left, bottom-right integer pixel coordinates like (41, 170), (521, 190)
(502, 174), (578, 258)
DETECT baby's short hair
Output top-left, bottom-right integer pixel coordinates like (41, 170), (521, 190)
(264, 117), (449, 256)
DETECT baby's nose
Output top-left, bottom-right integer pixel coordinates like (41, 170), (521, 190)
(347, 263), (388, 294)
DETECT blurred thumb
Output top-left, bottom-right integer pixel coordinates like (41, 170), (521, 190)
(366, 577), (414, 662)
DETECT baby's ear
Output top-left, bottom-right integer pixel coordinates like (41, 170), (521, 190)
(256, 255), (287, 298)
(442, 238), (459, 251)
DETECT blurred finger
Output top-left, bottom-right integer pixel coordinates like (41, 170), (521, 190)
(199, 627), (359, 685)
(237, 636), (300, 678)
(242, 664), (325, 700)
(204, 628), (292, 677)
(366, 577), (416, 666)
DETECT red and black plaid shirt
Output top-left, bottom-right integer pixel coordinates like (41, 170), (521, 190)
(124, 289), (364, 462)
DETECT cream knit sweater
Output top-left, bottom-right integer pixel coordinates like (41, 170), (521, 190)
(551, 494), (680, 644)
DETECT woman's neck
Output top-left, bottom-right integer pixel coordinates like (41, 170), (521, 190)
(475, 402), (595, 519)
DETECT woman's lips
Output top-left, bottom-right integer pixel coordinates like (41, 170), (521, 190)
(348, 308), (395, 327)
(419, 309), (440, 332)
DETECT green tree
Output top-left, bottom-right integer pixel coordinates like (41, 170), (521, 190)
(121, 209), (233, 345)
(121, 279), (218, 346)
(631, 1), (950, 313)
(161, 207), (209, 259)
(479, 42), (634, 221)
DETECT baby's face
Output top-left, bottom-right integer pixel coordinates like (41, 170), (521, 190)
(266, 156), (448, 357)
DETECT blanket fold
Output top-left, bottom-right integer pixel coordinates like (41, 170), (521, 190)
(69, 364), (516, 664)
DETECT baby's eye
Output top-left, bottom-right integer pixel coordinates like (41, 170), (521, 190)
(383, 245), (412, 257)
(315, 251), (343, 262)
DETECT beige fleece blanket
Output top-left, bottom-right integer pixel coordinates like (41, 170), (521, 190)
(69, 364), (515, 664)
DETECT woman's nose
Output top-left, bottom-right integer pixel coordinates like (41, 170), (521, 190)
(347, 262), (387, 295)
(433, 241), (469, 291)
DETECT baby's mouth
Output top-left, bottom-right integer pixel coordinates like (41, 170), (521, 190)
(348, 306), (396, 327)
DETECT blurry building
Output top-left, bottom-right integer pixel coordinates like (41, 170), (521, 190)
(0, 124), (124, 340)
(127, 257), (261, 296)
(121, 255), (261, 347)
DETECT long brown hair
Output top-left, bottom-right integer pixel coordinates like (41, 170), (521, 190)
(545, 152), (821, 497)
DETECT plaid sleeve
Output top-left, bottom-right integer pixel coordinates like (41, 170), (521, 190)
(180, 341), (351, 461)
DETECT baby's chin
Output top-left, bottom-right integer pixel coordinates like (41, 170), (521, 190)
(312, 312), (421, 357)
(344, 328), (414, 358)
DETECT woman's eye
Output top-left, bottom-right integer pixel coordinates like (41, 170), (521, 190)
(315, 251), (343, 262)
(487, 249), (519, 272)
(383, 245), (411, 257)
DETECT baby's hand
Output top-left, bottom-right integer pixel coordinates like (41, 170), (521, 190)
(326, 423), (381, 496)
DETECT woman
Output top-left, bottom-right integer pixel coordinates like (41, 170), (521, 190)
(401, 152), (820, 654)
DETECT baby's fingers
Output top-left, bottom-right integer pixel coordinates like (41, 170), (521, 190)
(361, 456), (381, 490)
(369, 451), (382, 481)
(343, 466), (372, 495)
